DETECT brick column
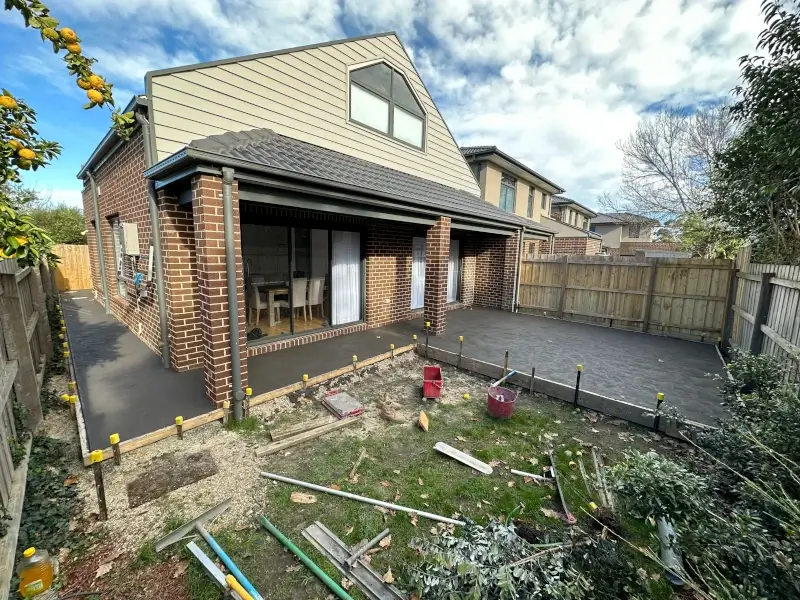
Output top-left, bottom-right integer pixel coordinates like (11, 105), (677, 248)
(501, 231), (521, 311)
(191, 175), (248, 406)
(159, 190), (203, 371)
(424, 217), (450, 335)
(460, 246), (476, 307)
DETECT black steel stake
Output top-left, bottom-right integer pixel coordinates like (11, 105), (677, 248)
(653, 392), (664, 432)
(574, 365), (583, 408)
(529, 366), (535, 394)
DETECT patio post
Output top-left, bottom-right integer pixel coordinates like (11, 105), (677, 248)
(424, 216), (450, 335)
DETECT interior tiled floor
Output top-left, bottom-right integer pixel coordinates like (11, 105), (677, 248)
(249, 309), (326, 337)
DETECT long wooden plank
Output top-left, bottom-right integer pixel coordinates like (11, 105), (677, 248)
(269, 416), (336, 442)
(733, 305), (755, 324)
(255, 416), (360, 457)
(771, 277), (800, 291)
(737, 272), (763, 282)
(761, 324), (800, 362)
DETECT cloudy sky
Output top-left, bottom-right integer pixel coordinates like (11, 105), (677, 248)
(2, 0), (762, 209)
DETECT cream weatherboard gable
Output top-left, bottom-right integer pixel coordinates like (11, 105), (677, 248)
(145, 33), (480, 195)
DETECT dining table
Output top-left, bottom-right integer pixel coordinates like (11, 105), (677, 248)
(258, 284), (289, 327)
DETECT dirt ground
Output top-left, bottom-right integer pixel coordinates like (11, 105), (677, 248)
(47, 351), (687, 599)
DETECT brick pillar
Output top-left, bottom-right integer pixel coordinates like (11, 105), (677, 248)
(191, 175), (248, 406)
(501, 231), (520, 311)
(424, 217), (450, 335)
(159, 190), (203, 371)
(460, 247), (476, 307)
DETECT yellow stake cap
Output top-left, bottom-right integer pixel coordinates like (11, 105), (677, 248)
(60, 319), (65, 325)
(425, 321), (430, 328)
(657, 392), (664, 401)
(412, 334), (417, 341)
(459, 335), (463, 342)
(109, 433), (120, 445)
(223, 400), (230, 409)
(63, 350), (70, 357)
(23, 548), (35, 558)
(62, 342), (69, 349)
(577, 364), (583, 372)
(302, 374), (309, 382)
(588, 502), (598, 512)
(58, 333), (64, 340)
(245, 387), (252, 396)
(389, 344), (394, 350)
(352, 355), (357, 362)
(463, 393), (470, 400)
(90, 450), (103, 464)
(175, 416), (183, 426)
(68, 395), (77, 404)
(60, 393), (69, 402)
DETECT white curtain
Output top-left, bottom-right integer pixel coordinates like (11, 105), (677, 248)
(411, 237), (426, 309)
(332, 231), (362, 325)
(447, 240), (460, 303)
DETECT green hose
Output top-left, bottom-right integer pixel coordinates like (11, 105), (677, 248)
(259, 515), (355, 600)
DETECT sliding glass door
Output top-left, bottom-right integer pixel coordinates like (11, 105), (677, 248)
(447, 239), (460, 303)
(411, 236), (426, 310)
(331, 231), (362, 325)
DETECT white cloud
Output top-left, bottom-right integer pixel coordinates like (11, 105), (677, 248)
(47, 188), (84, 209)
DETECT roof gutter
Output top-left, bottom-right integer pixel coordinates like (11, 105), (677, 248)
(134, 111), (170, 370)
(470, 149), (565, 194)
(146, 148), (535, 233)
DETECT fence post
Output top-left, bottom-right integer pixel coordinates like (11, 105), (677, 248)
(750, 272), (775, 355)
(557, 255), (569, 320)
(642, 258), (659, 333)
(30, 266), (52, 361)
(721, 266), (739, 353)
(0, 272), (43, 427)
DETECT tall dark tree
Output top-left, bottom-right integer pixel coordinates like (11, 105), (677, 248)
(709, 0), (800, 263)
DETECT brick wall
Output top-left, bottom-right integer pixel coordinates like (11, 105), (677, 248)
(191, 174), (248, 406)
(464, 234), (511, 309)
(424, 217), (450, 334)
(365, 222), (414, 327)
(81, 128), (162, 355)
(501, 231), (520, 311)
(546, 237), (602, 255)
(614, 241), (682, 256)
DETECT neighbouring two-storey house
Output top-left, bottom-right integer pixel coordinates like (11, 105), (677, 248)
(461, 147), (602, 256)
(78, 33), (541, 408)
(591, 212), (679, 255)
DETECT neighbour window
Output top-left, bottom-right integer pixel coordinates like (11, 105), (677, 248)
(500, 174), (516, 213)
(350, 63), (425, 149)
(590, 224), (597, 233)
(527, 188), (535, 218)
(541, 192), (548, 211)
(628, 224), (641, 238)
(584, 218), (591, 230)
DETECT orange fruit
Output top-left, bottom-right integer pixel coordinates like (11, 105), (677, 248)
(87, 89), (104, 104)
(0, 95), (17, 109)
(59, 27), (78, 43)
(17, 148), (35, 161)
(8, 140), (21, 151)
(9, 127), (26, 138)
(14, 236), (28, 246)
(17, 159), (32, 170)
(66, 42), (81, 54)
(88, 75), (105, 90)
(77, 79), (92, 90)
(42, 27), (60, 42)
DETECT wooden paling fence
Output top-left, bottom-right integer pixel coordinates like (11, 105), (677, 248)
(0, 258), (52, 597)
(518, 255), (734, 342)
(52, 244), (91, 292)
(728, 246), (800, 383)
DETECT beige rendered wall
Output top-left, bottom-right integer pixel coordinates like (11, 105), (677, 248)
(148, 34), (480, 195)
(483, 163), (502, 208)
(593, 223), (622, 248)
(481, 162), (549, 223)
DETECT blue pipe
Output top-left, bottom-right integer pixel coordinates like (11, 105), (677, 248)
(197, 524), (263, 600)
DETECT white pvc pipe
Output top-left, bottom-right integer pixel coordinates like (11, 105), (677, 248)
(261, 471), (465, 526)
(510, 469), (551, 483)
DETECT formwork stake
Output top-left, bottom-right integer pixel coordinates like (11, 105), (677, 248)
(390, 343), (395, 359)
(425, 321), (430, 357)
(503, 351), (509, 377)
(574, 365), (583, 408)
(176, 416), (184, 440)
(529, 366), (536, 395)
(352, 355), (358, 373)
(68, 395), (78, 420)
(222, 400), (230, 426)
(90, 450), (108, 521)
(110, 433), (121, 465)
(302, 374), (309, 398)
(68, 381), (76, 394)
(653, 392), (665, 432)
(244, 387), (253, 418)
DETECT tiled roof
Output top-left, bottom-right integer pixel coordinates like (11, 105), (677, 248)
(189, 129), (554, 232)
(459, 145), (565, 193)
(551, 195), (597, 217)
(593, 212), (660, 226)
(460, 145), (496, 156)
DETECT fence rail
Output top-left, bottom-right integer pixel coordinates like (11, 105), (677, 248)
(518, 254), (734, 342)
(0, 258), (52, 599)
(729, 247), (800, 383)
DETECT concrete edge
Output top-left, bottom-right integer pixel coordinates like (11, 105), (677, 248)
(59, 293), (91, 461)
(418, 345), (714, 438)
(0, 437), (33, 600)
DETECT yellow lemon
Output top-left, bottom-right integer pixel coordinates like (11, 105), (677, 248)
(8, 140), (21, 151)
(0, 96), (17, 110)
(59, 27), (78, 43)
(77, 79), (92, 90)
(88, 75), (105, 90)
(14, 236), (28, 246)
(65, 42), (81, 54)
(9, 127), (26, 139)
(17, 159), (32, 170)
(17, 148), (35, 161)
(42, 27), (60, 42)
(87, 89), (104, 104)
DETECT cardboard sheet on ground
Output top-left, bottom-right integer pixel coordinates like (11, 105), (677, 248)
(127, 451), (218, 508)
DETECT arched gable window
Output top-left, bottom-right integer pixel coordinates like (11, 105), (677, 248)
(349, 62), (425, 149)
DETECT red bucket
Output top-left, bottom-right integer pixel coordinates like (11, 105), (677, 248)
(487, 386), (517, 419)
(422, 365), (443, 398)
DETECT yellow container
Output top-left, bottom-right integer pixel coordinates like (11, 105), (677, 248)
(17, 547), (53, 597)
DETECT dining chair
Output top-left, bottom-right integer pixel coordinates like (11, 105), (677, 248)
(292, 278), (308, 321)
(307, 277), (325, 320)
(248, 285), (268, 326)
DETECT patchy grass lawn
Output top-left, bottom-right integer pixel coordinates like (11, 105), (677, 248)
(52, 353), (684, 599)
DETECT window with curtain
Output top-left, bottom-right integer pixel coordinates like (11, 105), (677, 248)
(527, 188), (535, 218)
(447, 240), (461, 303)
(541, 193), (548, 211)
(350, 63), (425, 149)
(331, 231), (362, 325)
(500, 174), (516, 213)
(411, 237), (426, 310)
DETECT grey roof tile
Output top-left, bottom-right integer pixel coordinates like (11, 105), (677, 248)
(190, 129), (554, 232)
(593, 212), (660, 226)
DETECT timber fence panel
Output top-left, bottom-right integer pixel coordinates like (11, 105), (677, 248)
(52, 244), (92, 292)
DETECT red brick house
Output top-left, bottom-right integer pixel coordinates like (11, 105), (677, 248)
(78, 33), (550, 410)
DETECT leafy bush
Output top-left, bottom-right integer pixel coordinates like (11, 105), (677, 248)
(607, 451), (709, 522)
